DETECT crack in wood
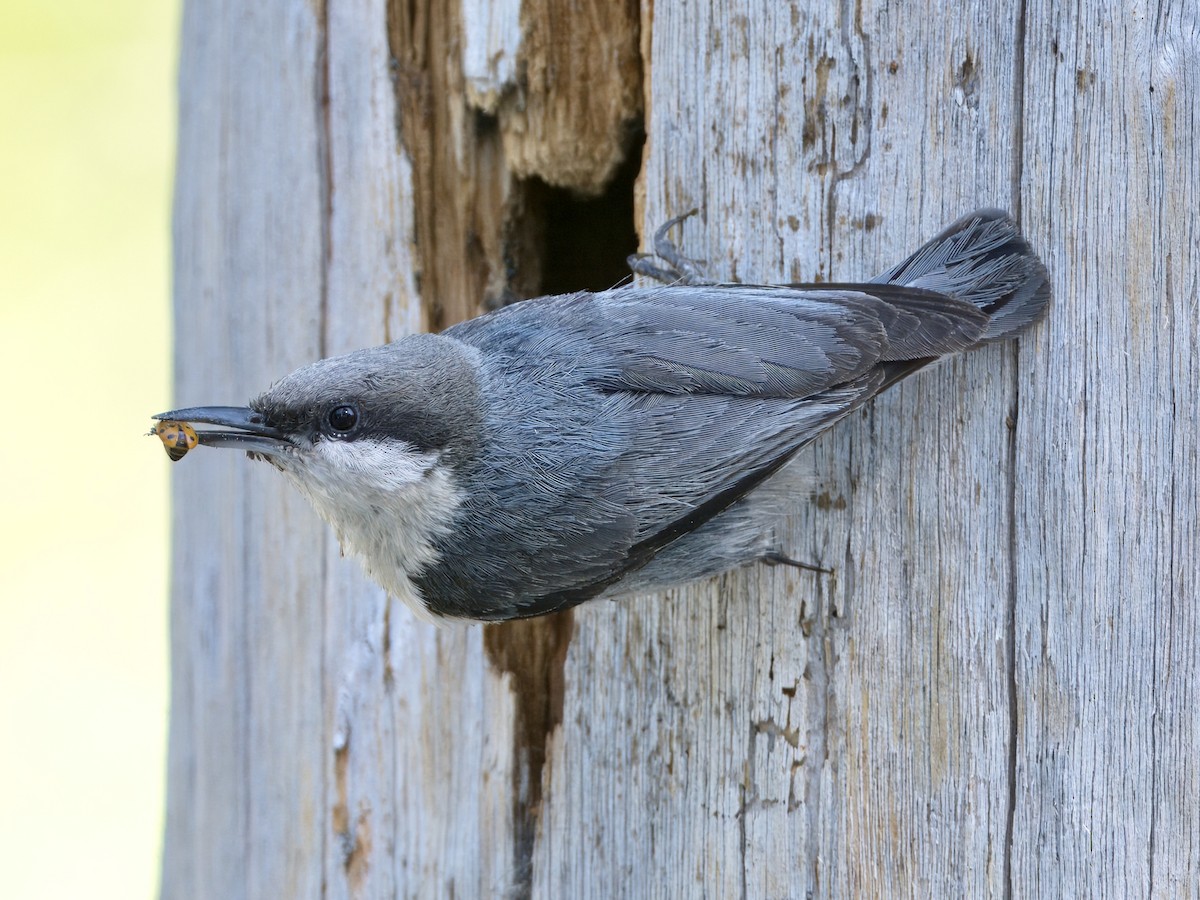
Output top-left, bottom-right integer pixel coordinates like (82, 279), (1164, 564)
(483, 613), (575, 897)
(381, 5), (643, 894)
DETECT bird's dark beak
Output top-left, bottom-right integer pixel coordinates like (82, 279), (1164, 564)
(152, 406), (289, 454)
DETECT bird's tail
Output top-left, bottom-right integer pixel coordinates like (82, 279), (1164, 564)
(872, 208), (1051, 345)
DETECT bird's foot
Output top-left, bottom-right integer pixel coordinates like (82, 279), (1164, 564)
(627, 208), (713, 285)
(761, 550), (832, 576)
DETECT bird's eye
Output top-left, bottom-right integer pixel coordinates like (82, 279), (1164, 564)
(327, 404), (359, 434)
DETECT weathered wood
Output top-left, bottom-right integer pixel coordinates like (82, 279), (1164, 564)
(165, 1), (514, 897)
(163, 0), (1200, 897)
(544, 3), (1028, 895)
(165, 2), (327, 897)
(1013, 4), (1200, 895)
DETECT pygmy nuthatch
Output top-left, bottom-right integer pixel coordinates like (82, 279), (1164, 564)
(155, 209), (1050, 621)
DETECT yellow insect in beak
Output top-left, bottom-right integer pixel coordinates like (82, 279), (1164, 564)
(151, 420), (199, 461)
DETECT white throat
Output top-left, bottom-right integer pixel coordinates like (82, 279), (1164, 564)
(278, 437), (464, 622)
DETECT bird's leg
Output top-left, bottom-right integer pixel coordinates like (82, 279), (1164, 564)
(761, 550), (832, 576)
(626, 208), (714, 285)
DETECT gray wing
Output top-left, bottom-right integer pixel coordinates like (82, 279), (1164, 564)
(434, 283), (986, 618)
(584, 285), (987, 545)
(589, 283), (987, 397)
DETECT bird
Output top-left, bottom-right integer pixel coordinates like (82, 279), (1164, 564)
(154, 208), (1050, 622)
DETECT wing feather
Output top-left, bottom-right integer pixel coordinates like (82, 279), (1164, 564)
(440, 283), (984, 615)
(422, 211), (1049, 617)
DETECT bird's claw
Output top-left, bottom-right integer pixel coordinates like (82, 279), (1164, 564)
(627, 208), (713, 285)
(762, 551), (832, 576)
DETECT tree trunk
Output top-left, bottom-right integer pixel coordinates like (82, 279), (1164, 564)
(163, 0), (1199, 897)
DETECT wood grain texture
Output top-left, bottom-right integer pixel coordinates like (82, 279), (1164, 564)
(165, 2), (328, 897)
(164, 0), (1199, 896)
(1013, 3), (1200, 896)
(542, 2), (1028, 895)
(461, 0), (641, 194)
(495, 0), (642, 194)
(166, 1), (516, 897)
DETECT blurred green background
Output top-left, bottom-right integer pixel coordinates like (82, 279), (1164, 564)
(0, 1), (176, 897)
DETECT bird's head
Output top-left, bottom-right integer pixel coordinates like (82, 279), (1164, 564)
(153, 334), (484, 599)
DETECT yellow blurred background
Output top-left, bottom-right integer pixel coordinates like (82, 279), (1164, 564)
(0, 1), (177, 897)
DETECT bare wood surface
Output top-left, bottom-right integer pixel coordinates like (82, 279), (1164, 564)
(1013, 4), (1200, 895)
(163, 0), (1199, 897)
(165, 2), (327, 897)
